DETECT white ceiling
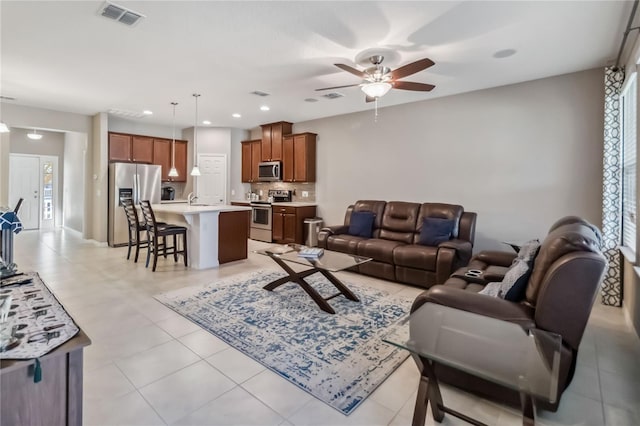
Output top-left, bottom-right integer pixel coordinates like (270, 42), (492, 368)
(0, 1), (634, 130)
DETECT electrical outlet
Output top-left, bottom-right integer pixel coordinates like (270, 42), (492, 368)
(302, 191), (309, 198)
(231, 189), (235, 196)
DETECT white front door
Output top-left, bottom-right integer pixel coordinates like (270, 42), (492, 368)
(9, 155), (40, 230)
(197, 154), (227, 205)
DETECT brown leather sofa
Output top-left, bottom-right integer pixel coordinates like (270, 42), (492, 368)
(411, 216), (607, 411)
(317, 200), (477, 288)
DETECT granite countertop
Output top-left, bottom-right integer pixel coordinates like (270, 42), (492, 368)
(160, 199), (188, 204)
(152, 204), (252, 214)
(230, 199), (317, 207)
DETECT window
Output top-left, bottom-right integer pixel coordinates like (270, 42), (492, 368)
(42, 161), (53, 221)
(621, 73), (637, 251)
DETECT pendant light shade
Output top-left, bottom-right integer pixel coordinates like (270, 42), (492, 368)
(0, 121), (9, 133)
(27, 129), (43, 140)
(168, 101), (179, 177)
(190, 93), (201, 176)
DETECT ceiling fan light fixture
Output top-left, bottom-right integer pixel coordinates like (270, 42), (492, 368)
(361, 82), (392, 98)
(27, 129), (43, 140)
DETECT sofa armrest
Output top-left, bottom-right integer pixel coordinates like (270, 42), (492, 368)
(434, 240), (473, 284)
(472, 250), (517, 268)
(412, 285), (536, 329)
(317, 225), (349, 248)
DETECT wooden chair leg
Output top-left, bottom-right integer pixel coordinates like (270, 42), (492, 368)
(126, 229), (132, 260)
(134, 230), (141, 263)
(183, 232), (188, 266)
(145, 232), (152, 268)
(173, 234), (178, 262)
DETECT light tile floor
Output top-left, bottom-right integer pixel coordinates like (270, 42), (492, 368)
(11, 229), (640, 426)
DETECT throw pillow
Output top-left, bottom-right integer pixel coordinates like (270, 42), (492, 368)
(479, 239), (540, 301)
(419, 217), (454, 246)
(348, 211), (376, 238)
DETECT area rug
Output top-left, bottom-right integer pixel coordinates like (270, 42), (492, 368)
(154, 269), (413, 415)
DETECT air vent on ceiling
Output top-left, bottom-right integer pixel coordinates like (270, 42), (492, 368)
(322, 92), (345, 100)
(107, 108), (146, 119)
(251, 91), (270, 97)
(0, 96), (16, 101)
(304, 98), (319, 103)
(100, 1), (145, 26)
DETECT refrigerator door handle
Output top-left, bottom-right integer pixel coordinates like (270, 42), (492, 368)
(134, 173), (139, 204)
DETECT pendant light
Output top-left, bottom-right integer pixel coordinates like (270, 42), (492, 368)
(27, 129), (43, 140)
(0, 121), (9, 133)
(190, 93), (201, 176)
(168, 102), (179, 177)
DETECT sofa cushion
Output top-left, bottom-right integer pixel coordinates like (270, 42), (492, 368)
(415, 203), (464, 244)
(357, 238), (406, 263)
(379, 202), (420, 244)
(393, 244), (438, 270)
(348, 211), (376, 238)
(419, 217), (454, 246)
(326, 234), (366, 255)
(479, 239), (540, 301)
(348, 201), (387, 238)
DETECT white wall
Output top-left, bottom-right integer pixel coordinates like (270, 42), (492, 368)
(288, 68), (604, 252)
(63, 132), (87, 233)
(108, 116), (177, 139)
(9, 128), (65, 227)
(230, 128), (250, 200)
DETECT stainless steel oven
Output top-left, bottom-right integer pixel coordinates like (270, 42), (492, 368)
(250, 203), (272, 242)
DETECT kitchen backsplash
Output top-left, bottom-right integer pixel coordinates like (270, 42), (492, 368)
(163, 182), (187, 200)
(250, 182), (316, 202)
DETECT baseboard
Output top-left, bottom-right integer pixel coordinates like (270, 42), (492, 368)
(622, 301), (640, 339)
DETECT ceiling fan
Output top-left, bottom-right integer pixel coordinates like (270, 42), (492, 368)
(316, 55), (435, 102)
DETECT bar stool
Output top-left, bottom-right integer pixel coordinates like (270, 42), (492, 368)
(122, 198), (148, 262)
(139, 200), (188, 272)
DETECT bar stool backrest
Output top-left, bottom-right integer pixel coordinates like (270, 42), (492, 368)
(122, 199), (140, 231)
(139, 200), (158, 234)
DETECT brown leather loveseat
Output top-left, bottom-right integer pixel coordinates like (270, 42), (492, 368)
(317, 200), (477, 288)
(412, 216), (607, 411)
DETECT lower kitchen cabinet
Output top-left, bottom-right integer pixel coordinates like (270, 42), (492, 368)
(272, 205), (317, 244)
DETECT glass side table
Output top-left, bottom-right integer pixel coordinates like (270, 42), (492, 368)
(383, 303), (561, 426)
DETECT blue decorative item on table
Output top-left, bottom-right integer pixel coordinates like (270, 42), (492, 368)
(0, 210), (23, 276)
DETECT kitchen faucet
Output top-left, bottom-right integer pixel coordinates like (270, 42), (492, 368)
(187, 192), (198, 206)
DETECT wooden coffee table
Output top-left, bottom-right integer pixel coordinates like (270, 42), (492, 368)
(256, 246), (371, 314)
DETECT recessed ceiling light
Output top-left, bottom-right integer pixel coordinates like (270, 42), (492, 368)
(260, 105), (270, 111)
(202, 120), (211, 125)
(493, 49), (516, 59)
(143, 110), (153, 115)
(232, 113), (241, 118)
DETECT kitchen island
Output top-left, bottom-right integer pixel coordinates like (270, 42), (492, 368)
(151, 203), (251, 269)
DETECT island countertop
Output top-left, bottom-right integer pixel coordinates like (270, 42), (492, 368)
(151, 204), (252, 215)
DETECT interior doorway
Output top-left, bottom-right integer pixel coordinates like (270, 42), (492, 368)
(9, 154), (59, 230)
(197, 154), (227, 205)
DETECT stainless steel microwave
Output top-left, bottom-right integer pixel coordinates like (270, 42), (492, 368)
(258, 161), (281, 181)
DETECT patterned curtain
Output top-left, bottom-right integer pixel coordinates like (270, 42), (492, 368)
(601, 66), (625, 307)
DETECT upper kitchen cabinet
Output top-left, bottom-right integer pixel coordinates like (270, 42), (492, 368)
(241, 140), (262, 183)
(283, 132), (317, 182)
(153, 138), (187, 182)
(261, 121), (292, 162)
(108, 132), (132, 162)
(131, 136), (154, 163)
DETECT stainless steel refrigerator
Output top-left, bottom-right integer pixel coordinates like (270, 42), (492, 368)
(108, 162), (162, 247)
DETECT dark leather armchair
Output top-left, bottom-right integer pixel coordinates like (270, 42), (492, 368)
(411, 216), (607, 411)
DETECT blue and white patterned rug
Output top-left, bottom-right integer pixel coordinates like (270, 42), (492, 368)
(154, 269), (413, 415)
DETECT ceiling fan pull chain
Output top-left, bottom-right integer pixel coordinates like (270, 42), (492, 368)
(375, 98), (379, 122)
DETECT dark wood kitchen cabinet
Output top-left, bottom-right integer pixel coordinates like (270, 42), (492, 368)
(108, 132), (133, 162)
(131, 136), (154, 163)
(272, 205), (317, 244)
(241, 139), (262, 183)
(261, 121), (292, 162)
(283, 132), (317, 183)
(153, 138), (187, 182)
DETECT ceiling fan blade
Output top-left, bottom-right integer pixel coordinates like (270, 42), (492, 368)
(315, 84), (361, 91)
(392, 81), (435, 92)
(390, 58), (434, 80)
(334, 63), (366, 78)
(365, 95), (376, 103)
